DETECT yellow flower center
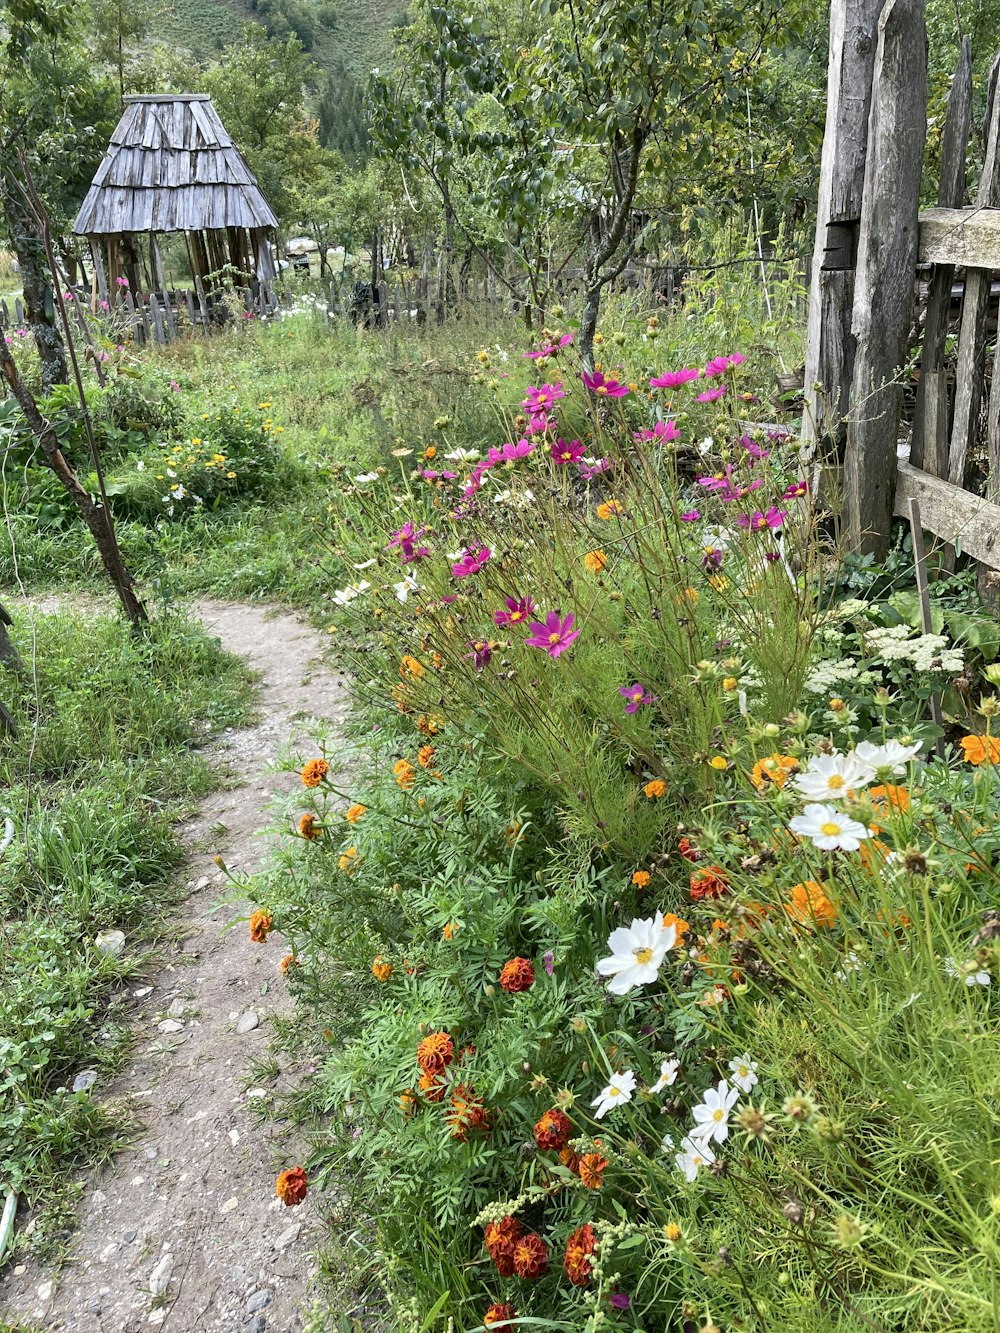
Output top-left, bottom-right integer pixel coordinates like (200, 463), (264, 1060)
(511, 611), (523, 621)
(827, 774), (845, 790)
(820, 821), (842, 836)
(712, 1108), (724, 1122)
(597, 385), (608, 395)
(610, 1085), (622, 1098)
(633, 947), (654, 965)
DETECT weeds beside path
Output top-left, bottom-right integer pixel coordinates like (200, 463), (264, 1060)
(0, 600), (350, 1333)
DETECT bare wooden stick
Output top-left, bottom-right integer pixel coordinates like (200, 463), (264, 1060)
(907, 497), (946, 754)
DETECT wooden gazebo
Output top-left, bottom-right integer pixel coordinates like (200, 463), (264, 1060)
(73, 94), (278, 322)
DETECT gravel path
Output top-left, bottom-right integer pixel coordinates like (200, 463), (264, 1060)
(0, 600), (349, 1333)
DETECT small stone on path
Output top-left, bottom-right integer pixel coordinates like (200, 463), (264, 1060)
(95, 930), (126, 957)
(236, 1011), (260, 1033)
(220, 1196), (239, 1215)
(275, 1223), (300, 1252)
(148, 1254), (173, 1296)
(246, 1289), (272, 1314)
(73, 1069), (98, 1093)
(157, 1019), (184, 1034)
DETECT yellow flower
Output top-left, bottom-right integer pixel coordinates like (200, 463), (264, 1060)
(708, 755), (728, 771)
(372, 955), (393, 981)
(596, 499), (624, 520)
(400, 655), (424, 679)
(723, 676), (738, 692)
(583, 549), (607, 574)
(677, 586), (699, 605)
(191, 437), (202, 445)
(338, 846), (360, 874)
(708, 574), (729, 591)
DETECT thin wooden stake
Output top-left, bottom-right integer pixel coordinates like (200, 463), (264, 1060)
(907, 496), (946, 755)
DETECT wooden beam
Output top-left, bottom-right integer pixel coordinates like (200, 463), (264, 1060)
(845, 0), (926, 557)
(918, 205), (1000, 267)
(894, 460), (1000, 568)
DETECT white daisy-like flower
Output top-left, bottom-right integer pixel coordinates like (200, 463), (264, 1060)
(727, 1054), (758, 1094)
(789, 803), (873, 852)
(332, 580), (371, 607)
(445, 447), (480, 462)
(591, 1069), (637, 1119)
(393, 575), (419, 603)
(596, 912), (677, 995)
(650, 1058), (680, 1093)
(853, 738), (923, 774)
(675, 1133), (716, 1182)
(834, 950), (862, 981)
(660, 1131), (676, 1153)
(690, 1079), (740, 1144)
(353, 558), (378, 570)
(793, 752), (876, 801)
(353, 471), (380, 484)
(943, 957), (991, 987)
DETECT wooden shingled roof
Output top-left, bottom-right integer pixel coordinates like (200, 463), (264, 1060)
(73, 94), (278, 236)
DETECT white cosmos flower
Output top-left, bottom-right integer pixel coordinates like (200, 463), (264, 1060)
(353, 472), (380, 484)
(332, 580), (371, 607)
(651, 1058), (680, 1093)
(727, 1054), (758, 1094)
(943, 957), (991, 987)
(675, 1133), (716, 1182)
(853, 738), (923, 774)
(660, 1131), (676, 1153)
(591, 1069), (637, 1119)
(353, 558), (378, 570)
(793, 752), (875, 801)
(596, 911), (677, 995)
(393, 574), (419, 603)
(789, 803), (873, 852)
(445, 447), (480, 462)
(690, 1079), (740, 1144)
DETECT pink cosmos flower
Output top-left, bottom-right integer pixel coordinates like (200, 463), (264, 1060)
(387, 522), (432, 563)
(464, 639), (495, 670)
(650, 368), (700, 389)
(737, 507), (787, 532)
(521, 383), (565, 414)
(696, 385), (727, 403)
(582, 370), (629, 398)
(99, 300), (111, 312)
(680, 509), (700, 522)
(703, 356), (731, 379)
(726, 352), (746, 368)
(702, 546), (724, 571)
(740, 434), (770, 462)
(452, 547), (492, 578)
(487, 438), (535, 466)
(525, 611), (580, 659)
(494, 596), (536, 626)
(634, 419), (680, 444)
(551, 438), (586, 465)
(524, 333), (573, 359)
(419, 468), (458, 482)
(579, 457), (612, 479)
(697, 467), (763, 502)
(784, 479), (809, 498)
(525, 412), (553, 435)
(618, 683), (658, 714)
(169, 380), (180, 391)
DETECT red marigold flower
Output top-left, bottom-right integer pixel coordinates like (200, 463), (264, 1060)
(486, 1216), (522, 1276)
(559, 1145), (581, 1175)
(298, 812), (320, 840)
(512, 1232), (548, 1279)
(500, 957), (535, 993)
(417, 1030), (455, 1074)
(279, 953), (299, 974)
(301, 758), (329, 788)
(484, 1303), (517, 1327)
(275, 1165), (308, 1206)
(578, 1152), (608, 1189)
(678, 836), (702, 862)
(248, 909), (273, 943)
(564, 1222), (597, 1286)
(534, 1107), (572, 1151)
(690, 865), (730, 901)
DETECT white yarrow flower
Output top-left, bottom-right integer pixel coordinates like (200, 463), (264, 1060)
(591, 1070), (637, 1119)
(690, 1079), (740, 1144)
(651, 1058), (680, 1093)
(853, 738), (923, 774)
(793, 752), (875, 801)
(789, 803), (873, 852)
(675, 1133), (716, 1182)
(596, 911), (677, 995)
(728, 1054), (758, 1094)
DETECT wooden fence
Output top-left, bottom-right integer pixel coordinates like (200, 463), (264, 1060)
(803, 1), (1000, 571)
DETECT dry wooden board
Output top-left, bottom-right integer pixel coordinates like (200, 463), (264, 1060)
(918, 206), (1000, 267)
(894, 460), (1000, 568)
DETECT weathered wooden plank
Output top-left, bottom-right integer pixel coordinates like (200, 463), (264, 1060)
(800, 0), (884, 457)
(948, 52), (1000, 488)
(894, 460), (1000, 568)
(911, 37), (972, 471)
(918, 206), (1000, 267)
(149, 293), (165, 345)
(845, 0), (927, 556)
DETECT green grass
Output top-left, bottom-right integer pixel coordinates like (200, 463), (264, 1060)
(0, 607), (256, 1217)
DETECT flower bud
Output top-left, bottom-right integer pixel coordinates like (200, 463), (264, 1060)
(763, 723), (782, 738)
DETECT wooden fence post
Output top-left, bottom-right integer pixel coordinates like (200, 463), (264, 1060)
(800, 0), (885, 465)
(843, 0), (926, 556)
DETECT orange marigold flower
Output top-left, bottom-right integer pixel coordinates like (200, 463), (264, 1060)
(662, 911), (690, 942)
(298, 812), (320, 840)
(442, 920), (459, 940)
(750, 752), (799, 791)
(499, 957), (535, 993)
(578, 1152), (608, 1189)
(505, 821), (522, 847)
(485, 1217), (522, 1276)
(424, 445), (437, 460)
(484, 1304), (516, 1328)
(417, 744), (436, 768)
(417, 1030), (455, 1074)
(275, 1165), (308, 1206)
(345, 803), (367, 823)
(533, 1107), (572, 1151)
(632, 869), (651, 888)
(564, 1222), (597, 1286)
(690, 865), (730, 902)
(301, 758), (329, 788)
(785, 880), (837, 928)
(393, 758), (416, 789)
(644, 778), (667, 798)
(559, 1145), (581, 1175)
(249, 909), (273, 943)
(417, 1069), (446, 1103)
(513, 1232), (548, 1279)
(399, 1089), (417, 1116)
(372, 955), (393, 981)
(868, 784), (910, 832)
(583, 549), (607, 574)
(961, 733), (1000, 765)
(417, 713), (442, 737)
(338, 846), (359, 873)
(446, 1083), (490, 1140)
(279, 953), (299, 974)
(400, 654), (425, 678)
(596, 499), (623, 520)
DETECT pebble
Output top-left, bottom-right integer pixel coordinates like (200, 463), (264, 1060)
(274, 1223), (300, 1252)
(95, 929), (126, 957)
(220, 1196), (239, 1215)
(246, 1289), (272, 1314)
(37, 1280), (54, 1302)
(100, 1241), (120, 1262)
(123, 1229), (138, 1244)
(149, 1253), (173, 1295)
(157, 1019), (184, 1034)
(134, 986), (153, 998)
(72, 1069), (98, 1093)
(245, 1316), (267, 1333)
(167, 998), (186, 1018)
(236, 1011), (260, 1033)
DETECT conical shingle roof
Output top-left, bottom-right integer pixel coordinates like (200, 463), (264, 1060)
(73, 94), (278, 235)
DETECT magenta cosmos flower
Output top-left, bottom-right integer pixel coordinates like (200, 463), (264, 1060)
(525, 611), (580, 659)
(524, 332), (573, 359)
(680, 509), (700, 521)
(387, 522), (431, 564)
(619, 683), (658, 714)
(650, 367), (700, 389)
(464, 639), (495, 670)
(551, 437), (586, 465)
(634, 419), (680, 444)
(579, 456), (612, 479)
(737, 507), (787, 531)
(582, 370), (629, 398)
(521, 383), (565, 414)
(696, 384), (727, 403)
(452, 547), (492, 578)
(697, 466), (763, 502)
(784, 479), (809, 498)
(494, 595), (536, 626)
(486, 438), (535, 466)
(740, 434), (770, 462)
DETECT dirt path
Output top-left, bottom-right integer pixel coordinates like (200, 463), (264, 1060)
(0, 600), (349, 1333)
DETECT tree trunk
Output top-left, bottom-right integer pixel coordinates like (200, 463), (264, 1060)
(1, 176), (69, 391)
